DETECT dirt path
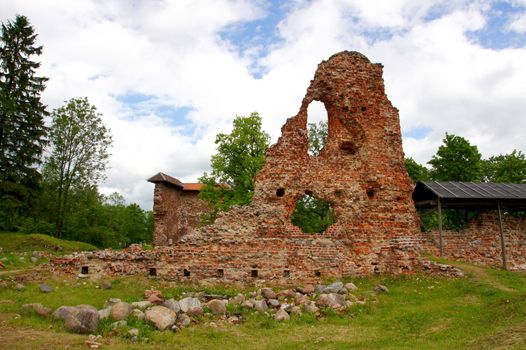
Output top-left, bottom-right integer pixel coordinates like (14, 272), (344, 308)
(452, 261), (515, 292)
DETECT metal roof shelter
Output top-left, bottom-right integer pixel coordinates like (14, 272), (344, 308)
(413, 181), (526, 269)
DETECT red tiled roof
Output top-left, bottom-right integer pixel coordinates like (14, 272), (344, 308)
(182, 183), (204, 191)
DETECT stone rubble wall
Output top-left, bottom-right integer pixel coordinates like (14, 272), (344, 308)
(51, 51), (425, 283)
(421, 212), (526, 270)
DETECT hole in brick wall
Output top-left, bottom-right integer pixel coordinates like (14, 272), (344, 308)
(149, 267), (157, 276)
(183, 269), (190, 277)
(291, 194), (335, 233)
(366, 190), (375, 198)
(361, 106), (367, 112)
(374, 266), (380, 274)
(81, 266), (89, 274)
(340, 140), (357, 155)
(276, 188), (285, 197)
(307, 100), (328, 156)
(315, 271), (321, 277)
(334, 189), (343, 197)
(283, 270), (290, 278)
(251, 269), (258, 278)
(217, 269), (224, 277)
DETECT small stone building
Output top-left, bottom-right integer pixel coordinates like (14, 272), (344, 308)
(147, 172), (209, 246)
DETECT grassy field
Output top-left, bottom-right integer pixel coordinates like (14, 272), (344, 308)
(1, 232), (526, 349)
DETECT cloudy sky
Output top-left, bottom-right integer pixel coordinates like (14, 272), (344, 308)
(2, 0), (526, 209)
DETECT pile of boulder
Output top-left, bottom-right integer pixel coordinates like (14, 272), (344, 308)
(21, 281), (389, 338)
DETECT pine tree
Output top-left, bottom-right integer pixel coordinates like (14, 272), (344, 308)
(0, 15), (48, 228)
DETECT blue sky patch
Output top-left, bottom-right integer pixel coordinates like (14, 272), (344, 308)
(114, 92), (196, 135)
(467, 1), (526, 49)
(219, 1), (290, 78)
(404, 126), (432, 140)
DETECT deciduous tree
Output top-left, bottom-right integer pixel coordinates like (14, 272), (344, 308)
(199, 112), (270, 223)
(481, 150), (526, 183)
(428, 133), (481, 181)
(44, 97), (112, 238)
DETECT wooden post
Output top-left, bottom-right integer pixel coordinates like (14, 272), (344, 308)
(497, 201), (507, 270)
(438, 198), (444, 257)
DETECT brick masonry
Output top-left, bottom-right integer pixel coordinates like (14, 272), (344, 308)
(51, 51), (439, 283)
(422, 212), (526, 270)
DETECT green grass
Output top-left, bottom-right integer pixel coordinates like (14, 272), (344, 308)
(0, 232), (96, 253)
(1, 235), (526, 349)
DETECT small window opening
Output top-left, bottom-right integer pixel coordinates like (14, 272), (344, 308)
(283, 270), (290, 278)
(149, 267), (157, 276)
(315, 271), (321, 277)
(217, 269), (224, 277)
(251, 269), (258, 278)
(291, 194), (335, 233)
(306, 100), (328, 156)
(366, 190), (375, 198)
(276, 188), (285, 197)
(81, 266), (89, 274)
(340, 141), (357, 155)
(183, 269), (190, 277)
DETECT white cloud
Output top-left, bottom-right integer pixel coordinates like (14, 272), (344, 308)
(509, 13), (526, 32)
(2, 0), (526, 209)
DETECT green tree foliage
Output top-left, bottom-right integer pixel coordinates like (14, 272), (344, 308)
(308, 120), (328, 156)
(404, 157), (430, 183)
(428, 133), (482, 181)
(199, 112), (270, 223)
(44, 97), (112, 238)
(291, 194), (334, 233)
(0, 15), (48, 229)
(481, 150), (526, 183)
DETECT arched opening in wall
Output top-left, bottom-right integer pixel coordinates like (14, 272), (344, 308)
(306, 100), (328, 156)
(291, 193), (335, 233)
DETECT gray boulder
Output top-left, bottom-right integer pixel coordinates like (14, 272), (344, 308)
(105, 298), (122, 308)
(39, 284), (52, 293)
(21, 303), (52, 317)
(64, 307), (99, 334)
(179, 297), (201, 313)
(145, 305), (176, 331)
(374, 284), (389, 293)
(162, 299), (180, 313)
(260, 288), (276, 300)
(229, 294), (245, 305)
(131, 308), (145, 320)
(52, 306), (76, 320)
(344, 282), (358, 291)
(274, 309), (290, 322)
(254, 300), (268, 313)
(324, 281), (344, 294)
(207, 299), (226, 315)
(110, 301), (132, 320)
(98, 307), (111, 320)
(303, 302), (319, 313)
(177, 313), (191, 327)
(316, 293), (346, 309)
(132, 300), (152, 310)
(267, 299), (280, 308)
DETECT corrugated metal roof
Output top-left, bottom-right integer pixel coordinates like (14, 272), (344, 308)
(414, 181), (526, 200)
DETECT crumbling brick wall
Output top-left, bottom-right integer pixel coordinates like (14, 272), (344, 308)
(422, 212), (526, 270)
(149, 175), (210, 246)
(52, 51), (424, 284)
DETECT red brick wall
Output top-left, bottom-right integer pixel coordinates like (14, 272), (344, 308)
(421, 212), (526, 270)
(53, 51), (425, 283)
(152, 183), (209, 246)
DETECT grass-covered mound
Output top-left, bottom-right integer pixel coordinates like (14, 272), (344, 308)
(0, 232), (96, 253)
